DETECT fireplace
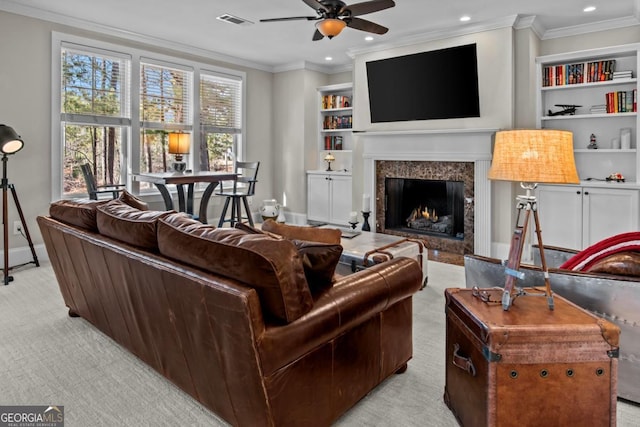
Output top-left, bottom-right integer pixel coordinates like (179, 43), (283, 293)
(375, 160), (475, 255)
(360, 129), (494, 257)
(385, 177), (465, 240)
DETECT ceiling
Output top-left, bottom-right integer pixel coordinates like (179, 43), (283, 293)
(1, 0), (639, 71)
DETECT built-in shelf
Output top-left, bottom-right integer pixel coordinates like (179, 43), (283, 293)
(542, 112), (636, 121)
(574, 148), (636, 153)
(540, 77), (637, 91)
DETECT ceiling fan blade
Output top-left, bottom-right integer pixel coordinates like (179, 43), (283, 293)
(347, 17), (388, 34)
(340, 0), (395, 17)
(312, 29), (325, 41)
(302, 0), (330, 13)
(260, 16), (319, 22)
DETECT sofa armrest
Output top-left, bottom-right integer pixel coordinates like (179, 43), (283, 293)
(258, 257), (422, 375)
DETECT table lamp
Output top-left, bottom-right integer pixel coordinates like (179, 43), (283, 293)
(168, 132), (191, 173)
(324, 152), (335, 171)
(488, 129), (579, 310)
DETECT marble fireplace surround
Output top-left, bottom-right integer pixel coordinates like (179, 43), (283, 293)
(360, 129), (496, 256)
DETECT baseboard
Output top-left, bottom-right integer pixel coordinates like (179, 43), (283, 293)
(1, 243), (49, 271)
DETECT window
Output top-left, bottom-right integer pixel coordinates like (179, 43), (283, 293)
(60, 44), (130, 197)
(139, 60), (193, 191)
(53, 33), (245, 200)
(200, 72), (243, 173)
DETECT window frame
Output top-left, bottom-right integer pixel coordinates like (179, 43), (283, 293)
(51, 32), (246, 200)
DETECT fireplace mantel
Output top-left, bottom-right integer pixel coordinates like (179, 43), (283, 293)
(358, 128), (495, 256)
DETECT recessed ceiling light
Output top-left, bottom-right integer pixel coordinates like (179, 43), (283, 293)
(325, 56), (333, 61)
(365, 36), (374, 41)
(460, 15), (471, 22)
(583, 6), (596, 12)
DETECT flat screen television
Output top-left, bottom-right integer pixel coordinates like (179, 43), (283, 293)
(366, 44), (480, 122)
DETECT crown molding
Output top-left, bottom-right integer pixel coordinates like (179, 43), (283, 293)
(542, 15), (640, 40)
(0, 0), (275, 72)
(346, 15), (518, 59)
(513, 15), (545, 39)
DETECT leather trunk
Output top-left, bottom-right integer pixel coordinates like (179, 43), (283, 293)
(444, 287), (620, 427)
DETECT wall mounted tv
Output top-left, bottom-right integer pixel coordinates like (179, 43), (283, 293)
(366, 43), (480, 122)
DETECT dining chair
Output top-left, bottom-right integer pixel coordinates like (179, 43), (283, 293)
(216, 161), (260, 227)
(80, 163), (125, 200)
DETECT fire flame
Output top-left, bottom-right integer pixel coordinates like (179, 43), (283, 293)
(421, 207), (438, 222)
(407, 205), (439, 223)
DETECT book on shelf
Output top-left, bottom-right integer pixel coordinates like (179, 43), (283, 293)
(323, 135), (343, 150)
(605, 89), (637, 113)
(542, 59), (618, 87)
(322, 115), (353, 130)
(321, 94), (351, 109)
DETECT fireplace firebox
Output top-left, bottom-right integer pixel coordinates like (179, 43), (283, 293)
(375, 160), (475, 255)
(385, 178), (464, 240)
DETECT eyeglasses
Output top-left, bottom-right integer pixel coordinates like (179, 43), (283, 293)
(471, 286), (502, 305)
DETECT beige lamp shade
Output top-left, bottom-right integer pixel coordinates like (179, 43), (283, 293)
(488, 129), (580, 184)
(324, 152), (336, 162)
(316, 19), (347, 38)
(168, 132), (191, 155)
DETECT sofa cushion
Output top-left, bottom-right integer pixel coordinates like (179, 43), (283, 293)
(49, 199), (108, 231)
(158, 215), (313, 323)
(119, 190), (149, 211)
(236, 222), (342, 292)
(96, 200), (172, 250)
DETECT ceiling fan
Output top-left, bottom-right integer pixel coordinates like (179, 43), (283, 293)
(260, 0), (396, 40)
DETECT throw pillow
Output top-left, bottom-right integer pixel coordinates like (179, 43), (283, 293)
(261, 219), (342, 244)
(158, 217), (313, 323)
(96, 200), (173, 250)
(119, 190), (149, 211)
(560, 231), (640, 271)
(235, 222), (343, 292)
(587, 251), (640, 277)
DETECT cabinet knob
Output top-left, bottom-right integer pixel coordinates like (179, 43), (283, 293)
(576, 191), (581, 195)
(584, 191), (589, 195)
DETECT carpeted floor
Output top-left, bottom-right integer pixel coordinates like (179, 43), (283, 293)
(1, 261), (638, 426)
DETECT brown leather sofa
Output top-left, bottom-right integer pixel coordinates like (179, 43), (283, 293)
(38, 199), (423, 426)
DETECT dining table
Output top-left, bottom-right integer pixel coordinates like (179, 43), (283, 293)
(132, 171), (237, 224)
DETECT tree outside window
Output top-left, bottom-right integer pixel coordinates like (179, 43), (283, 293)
(61, 48), (129, 197)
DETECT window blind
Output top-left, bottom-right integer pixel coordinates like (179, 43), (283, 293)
(200, 72), (242, 133)
(140, 61), (193, 128)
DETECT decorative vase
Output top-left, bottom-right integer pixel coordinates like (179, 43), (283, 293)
(260, 199), (280, 221)
(276, 208), (286, 224)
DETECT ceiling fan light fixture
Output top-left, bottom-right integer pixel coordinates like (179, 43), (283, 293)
(316, 18), (347, 38)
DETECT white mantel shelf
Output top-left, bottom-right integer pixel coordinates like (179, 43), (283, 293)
(353, 128), (499, 136)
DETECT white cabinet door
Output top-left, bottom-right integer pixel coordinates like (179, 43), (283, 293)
(538, 184), (639, 250)
(582, 187), (639, 247)
(307, 174), (330, 222)
(329, 175), (352, 225)
(536, 185), (583, 250)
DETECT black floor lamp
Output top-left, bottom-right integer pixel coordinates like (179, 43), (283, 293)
(0, 125), (39, 285)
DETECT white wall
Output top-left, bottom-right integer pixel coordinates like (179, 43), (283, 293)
(272, 69), (331, 219)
